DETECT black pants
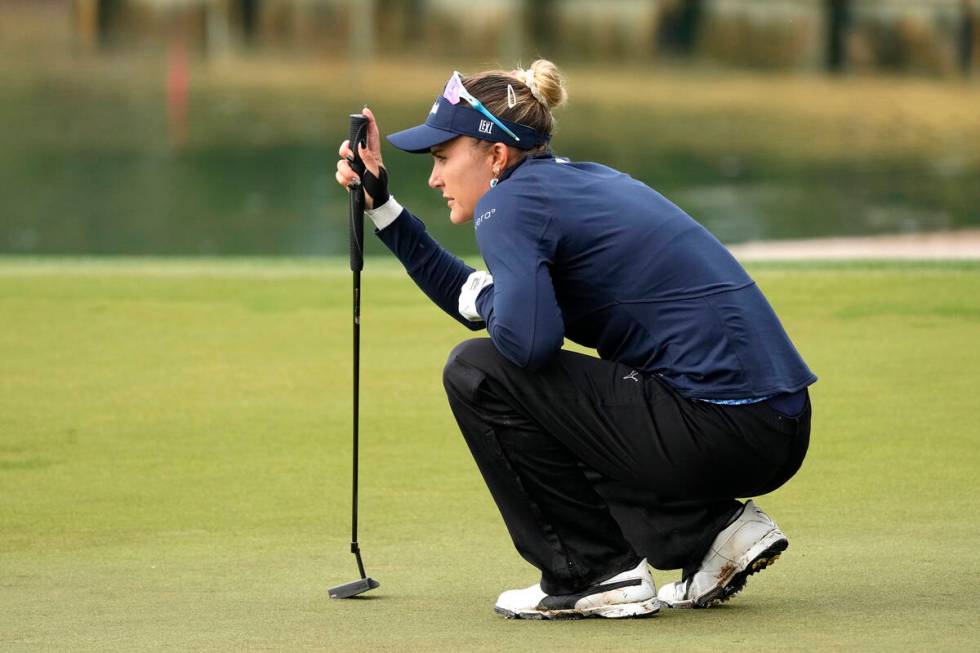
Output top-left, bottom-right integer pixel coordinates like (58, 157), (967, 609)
(442, 339), (810, 596)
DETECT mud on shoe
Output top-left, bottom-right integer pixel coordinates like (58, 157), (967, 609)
(657, 500), (788, 609)
(494, 558), (660, 620)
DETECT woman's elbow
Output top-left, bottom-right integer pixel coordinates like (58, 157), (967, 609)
(522, 348), (558, 371)
(501, 331), (563, 371)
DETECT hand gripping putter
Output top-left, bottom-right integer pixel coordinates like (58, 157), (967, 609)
(329, 114), (380, 599)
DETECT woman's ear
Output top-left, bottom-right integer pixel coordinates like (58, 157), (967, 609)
(492, 143), (511, 170)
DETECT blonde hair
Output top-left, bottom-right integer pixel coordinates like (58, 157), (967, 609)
(462, 59), (568, 153)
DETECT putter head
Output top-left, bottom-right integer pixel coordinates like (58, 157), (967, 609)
(328, 577), (380, 599)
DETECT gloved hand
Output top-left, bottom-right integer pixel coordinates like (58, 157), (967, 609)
(336, 107), (388, 209)
(360, 162), (389, 208)
(459, 270), (493, 322)
(336, 107), (403, 229)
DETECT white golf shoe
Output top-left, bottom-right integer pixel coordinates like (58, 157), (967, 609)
(657, 500), (788, 609)
(494, 558), (660, 620)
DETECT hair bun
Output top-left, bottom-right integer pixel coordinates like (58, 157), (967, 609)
(524, 59), (568, 111)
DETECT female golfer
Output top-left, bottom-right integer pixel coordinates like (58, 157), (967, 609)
(335, 60), (815, 620)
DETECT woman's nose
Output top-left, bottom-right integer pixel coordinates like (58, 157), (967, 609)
(428, 166), (440, 189)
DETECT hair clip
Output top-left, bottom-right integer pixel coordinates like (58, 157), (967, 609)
(507, 84), (517, 108)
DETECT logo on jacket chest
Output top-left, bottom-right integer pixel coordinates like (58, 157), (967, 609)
(475, 207), (496, 227)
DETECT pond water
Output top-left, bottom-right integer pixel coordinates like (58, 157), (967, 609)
(2, 58), (978, 257)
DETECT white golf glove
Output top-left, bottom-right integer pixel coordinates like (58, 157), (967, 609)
(459, 270), (493, 322)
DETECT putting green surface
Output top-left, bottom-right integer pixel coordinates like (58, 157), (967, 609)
(2, 257), (978, 651)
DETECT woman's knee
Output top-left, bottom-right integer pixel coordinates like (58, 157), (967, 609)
(442, 338), (498, 399)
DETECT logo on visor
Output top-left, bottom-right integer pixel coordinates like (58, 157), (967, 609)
(478, 120), (494, 135)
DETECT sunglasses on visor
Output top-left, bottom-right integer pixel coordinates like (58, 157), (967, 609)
(443, 71), (520, 142)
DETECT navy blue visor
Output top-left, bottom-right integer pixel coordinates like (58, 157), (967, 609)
(387, 96), (550, 154)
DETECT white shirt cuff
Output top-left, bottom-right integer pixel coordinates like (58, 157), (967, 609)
(364, 196), (404, 231)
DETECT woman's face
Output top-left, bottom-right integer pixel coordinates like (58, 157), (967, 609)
(428, 137), (494, 224)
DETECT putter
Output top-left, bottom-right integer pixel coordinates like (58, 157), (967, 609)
(329, 114), (380, 600)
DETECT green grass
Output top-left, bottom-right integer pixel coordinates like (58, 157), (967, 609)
(1, 257), (979, 651)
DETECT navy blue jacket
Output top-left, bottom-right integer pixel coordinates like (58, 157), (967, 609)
(376, 154), (816, 400)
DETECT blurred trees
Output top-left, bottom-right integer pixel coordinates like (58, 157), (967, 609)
(67, 0), (975, 77)
(74, 0), (125, 48)
(962, 0), (977, 74)
(658, 0), (704, 56)
(826, 0), (851, 73)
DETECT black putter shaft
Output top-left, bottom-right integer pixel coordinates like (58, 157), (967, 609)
(349, 115), (365, 575)
(329, 113), (379, 600)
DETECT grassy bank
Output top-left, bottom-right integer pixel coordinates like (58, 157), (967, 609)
(1, 257), (978, 651)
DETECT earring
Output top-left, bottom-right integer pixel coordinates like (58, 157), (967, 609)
(490, 178), (498, 188)
(490, 166), (500, 188)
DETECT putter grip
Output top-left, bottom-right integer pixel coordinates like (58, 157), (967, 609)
(348, 114), (369, 272)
